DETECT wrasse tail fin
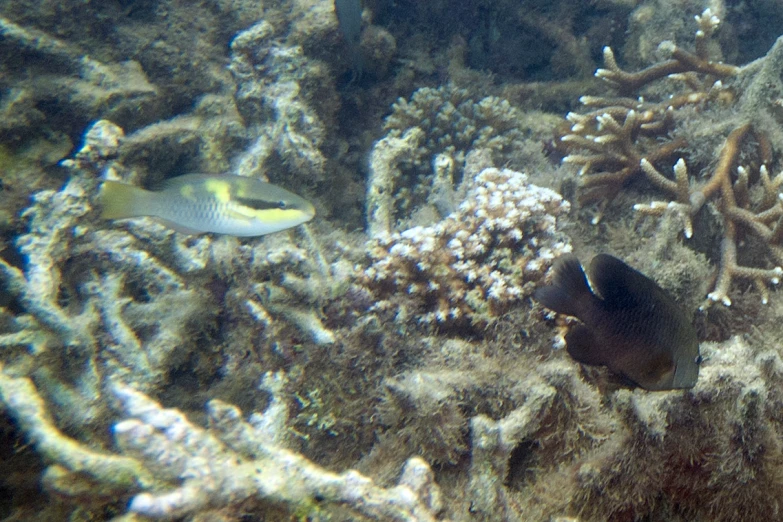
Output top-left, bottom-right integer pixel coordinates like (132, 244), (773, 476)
(100, 181), (149, 220)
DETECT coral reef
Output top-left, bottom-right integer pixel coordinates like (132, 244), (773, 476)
(8, 1), (783, 522)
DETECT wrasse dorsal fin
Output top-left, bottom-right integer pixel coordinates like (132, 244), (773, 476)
(157, 173), (221, 191)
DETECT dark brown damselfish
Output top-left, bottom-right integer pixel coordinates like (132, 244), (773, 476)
(535, 254), (700, 391)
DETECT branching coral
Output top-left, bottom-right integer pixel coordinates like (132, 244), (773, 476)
(0, 121), (215, 436)
(0, 15), (159, 141)
(111, 373), (444, 522)
(0, 367), (444, 521)
(360, 167), (571, 331)
(10, 4), (783, 522)
(557, 9), (736, 221)
(244, 224), (356, 346)
(557, 9), (783, 306)
(0, 118), (441, 519)
(636, 125), (783, 307)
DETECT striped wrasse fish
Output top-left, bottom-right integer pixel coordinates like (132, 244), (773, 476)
(101, 173), (315, 237)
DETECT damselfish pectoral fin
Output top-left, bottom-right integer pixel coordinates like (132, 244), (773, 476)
(565, 324), (606, 366)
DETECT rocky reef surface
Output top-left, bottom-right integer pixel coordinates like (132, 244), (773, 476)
(3, 0), (783, 521)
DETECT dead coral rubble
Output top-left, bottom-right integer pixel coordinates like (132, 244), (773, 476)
(0, 368), (444, 522)
(229, 19), (337, 180)
(1, 118), (432, 520)
(0, 121), (212, 437)
(456, 336), (783, 522)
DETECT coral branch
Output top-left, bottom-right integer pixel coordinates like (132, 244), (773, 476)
(112, 382), (444, 521)
(0, 369), (151, 490)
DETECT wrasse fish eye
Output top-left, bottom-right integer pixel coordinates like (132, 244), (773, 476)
(100, 173), (315, 237)
(534, 254), (700, 391)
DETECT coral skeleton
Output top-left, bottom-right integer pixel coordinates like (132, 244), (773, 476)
(229, 20), (332, 180)
(0, 122), (213, 433)
(111, 375), (444, 521)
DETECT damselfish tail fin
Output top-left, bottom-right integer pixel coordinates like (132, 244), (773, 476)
(100, 181), (149, 220)
(534, 254), (593, 319)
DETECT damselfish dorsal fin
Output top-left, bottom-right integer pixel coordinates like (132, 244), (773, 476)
(588, 254), (674, 312)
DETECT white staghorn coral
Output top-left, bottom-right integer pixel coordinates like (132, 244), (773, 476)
(111, 375), (443, 521)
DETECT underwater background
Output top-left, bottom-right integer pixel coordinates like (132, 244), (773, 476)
(3, 0), (783, 520)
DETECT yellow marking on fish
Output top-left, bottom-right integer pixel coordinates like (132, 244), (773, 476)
(179, 184), (197, 202)
(255, 208), (299, 224)
(234, 179), (250, 198)
(204, 179), (232, 204)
